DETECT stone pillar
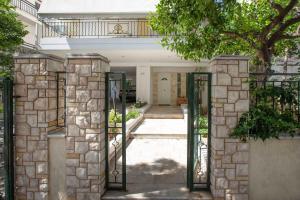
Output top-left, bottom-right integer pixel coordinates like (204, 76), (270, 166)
(65, 54), (109, 200)
(14, 54), (64, 200)
(210, 56), (250, 200)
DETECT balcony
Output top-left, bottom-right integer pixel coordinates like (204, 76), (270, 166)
(11, 0), (38, 17)
(41, 19), (160, 38)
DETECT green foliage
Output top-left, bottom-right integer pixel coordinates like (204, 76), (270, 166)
(232, 81), (300, 141)
(199, 116), (208, 138)
(109, 109), (122, 124)
(253, 84), (298, 108)
(126, 106), (140, 121)
(150, 0), (300, 69)
(134, 101), (147, 108)
(0, 0), (28, 77)
(231, 103), (300, 141)
(109, 106), (140, 124)
(0, 103), (3, 113)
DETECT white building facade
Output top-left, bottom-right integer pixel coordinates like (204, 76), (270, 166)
(37, 0), (209, 106)
(11, 0), (41, 52)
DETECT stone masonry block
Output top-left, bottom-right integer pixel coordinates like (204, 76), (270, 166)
(218, 73), (232, 85)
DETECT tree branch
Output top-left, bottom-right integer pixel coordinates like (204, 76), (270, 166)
(262, 0), (298, 37)
(269, 0), (284, 13)
(267, 15), (300, 45)
(223, 31), (258, 49)
(279, 33), (300, 40)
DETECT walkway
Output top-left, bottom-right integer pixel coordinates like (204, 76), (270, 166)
(103, 106), (212, 199)
(132, 119), (187, 138)
(144, 106), (184, 119)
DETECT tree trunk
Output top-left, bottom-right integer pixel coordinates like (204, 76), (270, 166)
(283, 48), (289, 80)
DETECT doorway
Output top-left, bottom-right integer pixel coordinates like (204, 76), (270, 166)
(158, 73), (171, 105)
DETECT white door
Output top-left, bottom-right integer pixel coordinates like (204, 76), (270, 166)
(158, 73), (171, 105)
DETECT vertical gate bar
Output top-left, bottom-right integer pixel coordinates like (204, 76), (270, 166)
(63, 73), (66, 127)
(56, 73), (59, 126)
(186, 73), (190, 189)
(207, 73), (212, 190)
(298, 81), (300, 122)
(121, 73), (127, 191)
(3, 78), (14, 200)
(194, 78), (198, 186)
(187, 73), (195, 191)
(104, 72), (109, 189)
(196, 79), (200, 185)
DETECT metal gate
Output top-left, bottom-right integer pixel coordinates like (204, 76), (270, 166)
(0, 78), (14, 200)
(104, 72), (127, 191)
(187, 72), (212, 191)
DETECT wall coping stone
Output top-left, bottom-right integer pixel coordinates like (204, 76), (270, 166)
(66, 53), (110, 63)
(14, 53), (65, 63)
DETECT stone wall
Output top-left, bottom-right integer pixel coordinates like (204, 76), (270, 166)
(65, 54), (109, 200)
(210, 56), (250, 200)
(14, 54), (64, 200)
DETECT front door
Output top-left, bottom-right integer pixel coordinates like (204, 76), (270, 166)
(158, 73), (171, 105)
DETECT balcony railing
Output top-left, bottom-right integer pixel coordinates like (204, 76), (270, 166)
(41, 19), (160, 38)
(11, 0), (37, 17)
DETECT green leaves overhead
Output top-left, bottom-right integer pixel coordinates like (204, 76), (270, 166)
(0, 0), (28, 77)
(150, 0), (300, 70)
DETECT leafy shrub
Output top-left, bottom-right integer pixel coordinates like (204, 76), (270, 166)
(199, 116), (208, 138)
(126, 106), (140, 121)
(252, 84), (298, 110)
(134, 101), (147, 108)
(109, 109), (122, 124)
(109, 106), (140, 124)
(231, 103), (300, 142)
(0, 103), (3, 113)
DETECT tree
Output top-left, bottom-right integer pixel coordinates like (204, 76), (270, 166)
(0, 0), (28, 77)
(150, 0), (300, 72)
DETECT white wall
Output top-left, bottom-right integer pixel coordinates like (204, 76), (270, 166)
(249, 138), (300, 200)
(136, 65), (151, 104)
(15, 4), (40, 47)
(22, 19), (37, 45)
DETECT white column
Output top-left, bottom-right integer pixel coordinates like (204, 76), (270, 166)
(136, 65), (151, 104)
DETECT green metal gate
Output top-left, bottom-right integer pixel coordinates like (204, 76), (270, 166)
(187, 72), (212, 191)
(104, 72), (127, 191)
(0, 78), (14, 200)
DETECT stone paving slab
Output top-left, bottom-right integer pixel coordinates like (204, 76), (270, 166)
(104, 138), (212, 200)
(144, 106), (184, 119)
(132, 119), (187, 136)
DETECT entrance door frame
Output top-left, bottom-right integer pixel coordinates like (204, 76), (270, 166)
(187, 72), (212, 191)
(158, 72), (171, 105)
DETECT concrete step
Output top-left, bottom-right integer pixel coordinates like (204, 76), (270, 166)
(131, 133), (187, 139)
(144, 113), (184, 119)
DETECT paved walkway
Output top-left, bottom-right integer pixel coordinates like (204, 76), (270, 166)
(132, 119), (187, 138)
(144, 106), (184, 119)
(103, 118), (212, 200)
